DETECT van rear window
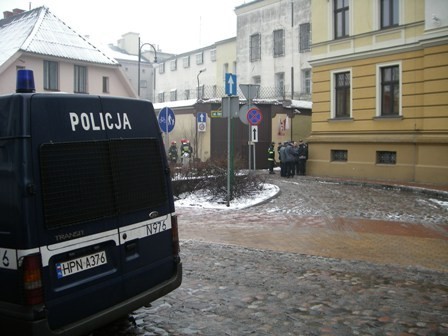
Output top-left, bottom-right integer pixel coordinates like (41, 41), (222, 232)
(40, 138), (167, 229)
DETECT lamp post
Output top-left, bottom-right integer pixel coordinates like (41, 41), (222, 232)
(138, 37), (157, 99)
(196, 68), (206, 101)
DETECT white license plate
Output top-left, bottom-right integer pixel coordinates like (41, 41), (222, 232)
(56, 251), (107, 279)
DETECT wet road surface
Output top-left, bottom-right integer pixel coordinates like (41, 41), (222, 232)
(92, 175), (448, 336)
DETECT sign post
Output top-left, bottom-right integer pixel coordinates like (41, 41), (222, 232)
(222, 95), (239, 207)
(239, 84), (260, 170)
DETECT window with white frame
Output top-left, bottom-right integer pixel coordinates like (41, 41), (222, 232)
(334, 0), (349, 39)
(44, 60), (59, 91)
(102, 77), (109, 93)
(275, 72), (285, 98)
(252, 76), (261, 85)
(332, 70), (351, 118)
(223, 63), (229, 80)
(170, 89), (177, 101)
(196, 52), (204, 65)
(273, 29), (284, 57)
(74, 65), (87, 93)
(170, 59), (177, 71)
(184, 89), (190, 100)
(299, 23), (311, 52)
(250, 33), (261, 62)
(210, 49), (216, 62)
(380, 0), (399, 29)
(159, 63), (165, 74)
(302, 69), (311, 95)
(377, 63), (401, 116)
(183, 56), (190, 68)
(158, 91), (165, 103)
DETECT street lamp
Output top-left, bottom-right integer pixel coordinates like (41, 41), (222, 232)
(138, 36), (157, 98)
(196, 68), (206, 101)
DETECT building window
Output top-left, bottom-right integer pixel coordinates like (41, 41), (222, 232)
(170, 59), (177, 71)
(102, 76), (109, 93)
(273, 29), (284, 57)
(331, 150), (348, 162)
(379, 64), (400, 116)
(299, 23), (311, 52)
(184, 89), (190, 100)
(74, 65), (87, 93)
(250, 33), (261, 62)
(334, 0), (349, 39)
(210, 49), (216, 62)
(223, 63), (229, 80)
(252, 76), (261, 85)
(44, 60), (59, 91)
(333, 71), (351, 118)
(381, 0), (399, 28)
(196, 52), (204, 65)
(170, 89), (177, 101)
(376, 151), (396, 164)
(303, 69), (311, 95)
(183, 56), (190, 68)
(158, 92), (165, 103)
(159, 63), (165, 74)
(275, 72), (285, 98)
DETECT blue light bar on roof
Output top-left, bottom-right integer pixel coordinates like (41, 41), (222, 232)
(16, 69), (35, 93)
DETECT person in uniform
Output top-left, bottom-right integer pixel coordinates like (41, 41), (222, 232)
(267, 142), (276, 174)
(168, 141), (178, 164)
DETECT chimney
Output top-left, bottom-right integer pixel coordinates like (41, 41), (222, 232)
(13, 8), (25, 15)
(3, 11), (13, 19)
(3, 8), (25, 19)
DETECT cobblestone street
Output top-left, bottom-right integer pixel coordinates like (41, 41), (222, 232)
(92, 175), (448, 336)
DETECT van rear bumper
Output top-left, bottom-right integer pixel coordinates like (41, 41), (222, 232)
(0, 262), (182, 336)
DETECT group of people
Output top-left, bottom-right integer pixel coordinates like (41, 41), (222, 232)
(268, 140), (308, 177)
(168, 139), (193, 167)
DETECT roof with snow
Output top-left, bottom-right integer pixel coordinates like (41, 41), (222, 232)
(0, 6), (118, 68)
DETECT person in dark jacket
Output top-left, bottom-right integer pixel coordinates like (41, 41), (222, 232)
(297, 140), (308, 176)
(267, 142), (276, 174)
(284, 141), (296, 178)
(279, 142), (287, 177)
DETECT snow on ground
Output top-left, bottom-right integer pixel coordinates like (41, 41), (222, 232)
(175, 183), (279, 210)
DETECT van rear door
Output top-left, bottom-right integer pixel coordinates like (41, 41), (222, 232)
(29, 94), (179, 330)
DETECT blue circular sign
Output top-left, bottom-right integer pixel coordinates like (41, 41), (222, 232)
(246, 107), (262, 125)
(158, 107), (175, 133)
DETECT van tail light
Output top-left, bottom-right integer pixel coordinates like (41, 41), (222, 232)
(22, 254), (44, 305)
(171, 214), (180, 257)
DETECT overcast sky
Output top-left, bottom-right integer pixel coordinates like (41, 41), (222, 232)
(1, 0), (247, 54)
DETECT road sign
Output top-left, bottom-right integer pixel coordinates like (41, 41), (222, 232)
(225, 73), (237, 96)
(251, 125), (258, 142)
(246, 107), (263, 125)
(197, 112), (206, 132)
(197, 112), (206, 123)
(211, 110), (222, 118)
(158, 107), (175, 133)
(222, 96), (239, 118)
(239, 84), (260, 100)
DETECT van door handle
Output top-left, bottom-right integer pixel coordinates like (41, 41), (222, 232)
(125, 242), (137, 252)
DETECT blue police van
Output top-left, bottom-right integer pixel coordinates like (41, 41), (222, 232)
(0, 70), (182, 335)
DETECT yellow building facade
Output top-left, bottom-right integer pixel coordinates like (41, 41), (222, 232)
(309, 0), (448, 185)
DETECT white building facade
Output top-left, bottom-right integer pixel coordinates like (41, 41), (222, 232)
(235, 0), (312, 101)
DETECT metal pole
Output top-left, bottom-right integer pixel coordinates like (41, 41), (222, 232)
(138, 37), (141, 97)
(227, 98), (231, 207)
